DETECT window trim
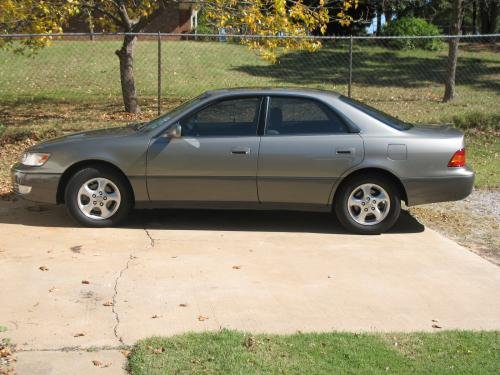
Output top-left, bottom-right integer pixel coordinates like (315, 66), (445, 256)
(177, 96), (265, 138)
(263, 95), (358, 136)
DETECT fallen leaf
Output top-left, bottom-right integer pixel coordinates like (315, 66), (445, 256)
(92, 360), (111, 368)
(432, 324), (442, 329)
(39, 266), (49, 271)
(102, 301), (114, 307)
(151, 314), (160, 319)
(431, 319), (439, 322)
(71, 245), (82, 253)
(48, 287), (58, 293)
(179, 303), (188, 307)
(232, 265), (241, 270)
(152, 347), (164, 354)
(81, 280), (90, 285)
(243, 335), (256, 350)
(198, 315), (209, 322)
(73, 332), (85, 337)
(327, 274), (335, 278)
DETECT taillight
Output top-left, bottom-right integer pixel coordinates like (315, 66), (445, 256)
(448, 148), (466, 167)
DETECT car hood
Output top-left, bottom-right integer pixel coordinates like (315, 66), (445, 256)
(30, 124), (140, 151)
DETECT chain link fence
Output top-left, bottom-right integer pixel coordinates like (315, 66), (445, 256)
(0, 33), (499, 123)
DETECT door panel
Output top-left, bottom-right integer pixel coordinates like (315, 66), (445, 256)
(257, 96), (364, 205)
(147, 136), (260, 202)
(146, 97), (262, 203)
(257, 134), (364, 205)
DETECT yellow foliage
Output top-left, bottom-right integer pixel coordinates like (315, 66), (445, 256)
(202, 0), (357, 62)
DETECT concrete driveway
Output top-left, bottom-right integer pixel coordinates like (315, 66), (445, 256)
(1, 199), (499, 374)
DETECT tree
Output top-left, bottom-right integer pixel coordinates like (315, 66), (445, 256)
(1, 0), (358, 112)
(479, 0), (498, 34)
(443, 0), (464, 102)
(203, 0), (359, 62)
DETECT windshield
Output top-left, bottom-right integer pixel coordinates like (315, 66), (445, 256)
(138, 93), (208, 132)
(339, 96), (412, 131)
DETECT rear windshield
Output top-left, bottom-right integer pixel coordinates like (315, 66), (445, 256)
(339, 96), (412, 131)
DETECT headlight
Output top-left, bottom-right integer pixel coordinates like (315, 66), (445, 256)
(21, 152), (50, 166)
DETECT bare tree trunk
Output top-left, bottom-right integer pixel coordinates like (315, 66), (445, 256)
(480, 0), (499, 34)
(376, 5), (382, 35)
(443, 0), (464, 103)
(116, 35), (140, 113)
(472, 0), (478, 34)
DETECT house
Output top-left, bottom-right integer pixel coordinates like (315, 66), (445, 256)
(65, 1), (198, 35)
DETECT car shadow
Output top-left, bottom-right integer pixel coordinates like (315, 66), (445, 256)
(0, 200), (424, 234)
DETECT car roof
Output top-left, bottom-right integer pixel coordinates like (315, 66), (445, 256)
(203, 87), (341, 99)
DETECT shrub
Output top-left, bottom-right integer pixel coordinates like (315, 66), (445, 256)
(381, 17), (443, 50)
(451, 112), (500, 132)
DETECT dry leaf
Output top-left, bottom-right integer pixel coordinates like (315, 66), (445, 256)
(73, 332), (85, 337)
(198, 315), (209, 322)
(232, 265), (241, 270)
(152, 347), (164, 354)
(102, 301), (114, 307)
(179, 303), (188, 307)
(151, 314), (160, 319)
(39, 266), (49, 271)
(48, 287), (58, 293)
(92, 360), (111, 368)
(432, 324), (442, 329)
(81, 280), (90, 285)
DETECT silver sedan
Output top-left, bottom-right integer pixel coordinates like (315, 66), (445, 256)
(12, 88), (474, 234)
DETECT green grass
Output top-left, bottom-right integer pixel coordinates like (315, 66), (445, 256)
(0, 39), (499, 123)
(128, 330), (500, 374)
(467, 132), (500, 188)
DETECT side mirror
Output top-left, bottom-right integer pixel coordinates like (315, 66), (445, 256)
(164, 123), (182, 139)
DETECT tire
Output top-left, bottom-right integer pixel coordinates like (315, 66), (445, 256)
(64, 165), (132, 227)
(334, 174), (401, 234)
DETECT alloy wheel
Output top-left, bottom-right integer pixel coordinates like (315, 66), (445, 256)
(347, 183), (390, 226)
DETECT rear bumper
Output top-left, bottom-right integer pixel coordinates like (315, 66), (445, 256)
(403, 167), (474, 206)
(11, 164), (60, 204)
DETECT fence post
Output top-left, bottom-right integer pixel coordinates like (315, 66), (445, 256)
(348, 35), (353, 98)
(157, 31), (162, 116)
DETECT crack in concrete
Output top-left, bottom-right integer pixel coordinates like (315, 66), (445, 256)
(111, 254), (136, 345)
(144, 228), (155, 247)
(19, 345), (131, 353)
(110, 229), (155, 345)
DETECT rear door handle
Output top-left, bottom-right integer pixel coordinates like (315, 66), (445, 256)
(336, 148), (354, 155)
(231, 147), (251, 155)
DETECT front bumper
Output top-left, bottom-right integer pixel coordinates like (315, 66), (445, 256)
(11, 163), (61, 204)
(403, 167), (475, 206)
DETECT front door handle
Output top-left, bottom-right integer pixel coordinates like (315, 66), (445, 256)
(231, 147), (251, 155)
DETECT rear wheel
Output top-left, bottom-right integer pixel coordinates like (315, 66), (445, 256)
(65, 166), (132, 227)
(334, 175), (401, 234)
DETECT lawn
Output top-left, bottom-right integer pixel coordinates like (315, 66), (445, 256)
(0, 37), (499, 123)
(0, 38), (498, 191)
(128, 330), (500, 374)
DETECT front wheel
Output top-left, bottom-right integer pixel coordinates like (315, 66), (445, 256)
(65, 166), (132, 227)
(334, 175), (401, 234)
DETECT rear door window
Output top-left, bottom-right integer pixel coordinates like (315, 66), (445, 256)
(265, 97), (349, 135)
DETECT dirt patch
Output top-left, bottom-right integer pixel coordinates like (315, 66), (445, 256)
(410, 189), (500, 266)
